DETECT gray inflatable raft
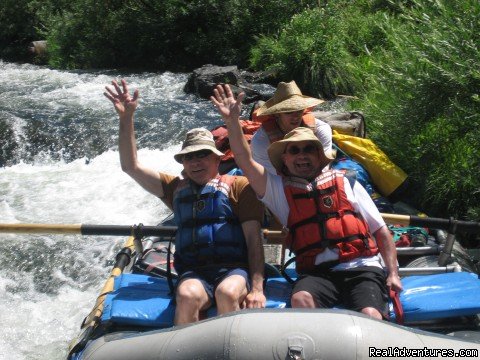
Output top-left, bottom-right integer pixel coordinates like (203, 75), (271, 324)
(79, 309), (480, 360)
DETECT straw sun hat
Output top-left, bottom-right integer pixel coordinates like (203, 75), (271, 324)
(256, 81), (324, 116)
(267, 127), (334, 173)
(174, 128), (224, 163)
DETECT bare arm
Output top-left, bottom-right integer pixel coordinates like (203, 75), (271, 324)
(104, 79), (165, 198)
(241, 220), (266, 308)
(374, 225), (403, 292)
(211, 84), (268, 197)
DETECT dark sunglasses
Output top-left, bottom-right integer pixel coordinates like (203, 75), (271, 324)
(183, 149), (212, 161)
(286, 144), (317, 155)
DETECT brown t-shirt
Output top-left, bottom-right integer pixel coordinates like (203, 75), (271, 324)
(159, 173), (264, 224)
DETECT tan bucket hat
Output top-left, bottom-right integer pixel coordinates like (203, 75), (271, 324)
(174, 128), (224, 163)
(267, 127), (334, 173)
(256, 81), (324, 116)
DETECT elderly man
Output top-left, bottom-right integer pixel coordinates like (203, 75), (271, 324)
(211, 84), (402, 320)
(250, 81), (332, 174)
(104, 80), (266, 325)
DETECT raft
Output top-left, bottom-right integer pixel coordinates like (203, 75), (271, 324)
(68, 114), (480, 359)
(67, 215), (480, 360)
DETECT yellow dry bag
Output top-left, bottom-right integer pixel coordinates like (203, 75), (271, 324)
(333, 131), (407, 197)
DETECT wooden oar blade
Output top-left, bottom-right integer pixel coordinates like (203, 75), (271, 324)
(0, 223), (82, 234)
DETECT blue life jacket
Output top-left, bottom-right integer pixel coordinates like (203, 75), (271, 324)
(173, 175), (248, 273)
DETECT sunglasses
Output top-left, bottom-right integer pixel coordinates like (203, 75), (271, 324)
(183, 150), (212, 161)
(285, 144), (318, 155)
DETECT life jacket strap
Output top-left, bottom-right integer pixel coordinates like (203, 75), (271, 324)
(294, 233), (370, 256)
(390, 288), (404, 324)
(289, 210), (356, 233)
(181, 216), (239, 227)
(178, 192), (218, 203)
(291, 185), (335, 199)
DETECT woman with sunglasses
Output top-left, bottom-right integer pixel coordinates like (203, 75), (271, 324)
(104, 80), (266, 326)
(250, 81), (332, 175)
(212, 84), (402, 321)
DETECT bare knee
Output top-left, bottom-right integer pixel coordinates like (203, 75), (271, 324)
(361, 307), (383, 320)
(215, 275), (247, 313)
(215, 277), (245, 303)
(291, 291), (316, 308)
(176, 280), (206, 306)
(174, 280), (210, 325)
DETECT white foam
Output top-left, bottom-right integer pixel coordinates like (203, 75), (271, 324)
(0, 145), (183, 359)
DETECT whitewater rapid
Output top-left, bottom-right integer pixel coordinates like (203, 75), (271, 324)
(0, 61), (220, 360)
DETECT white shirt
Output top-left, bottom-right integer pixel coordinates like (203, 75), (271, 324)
(251, 118), (333, 175)
(261, 171), (386, 270)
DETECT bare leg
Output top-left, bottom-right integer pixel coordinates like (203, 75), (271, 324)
(291, 290), (317, 308)
(361, 307), (383, 320)
(174, 278), (211, 325)
(214, 274), (248, 315)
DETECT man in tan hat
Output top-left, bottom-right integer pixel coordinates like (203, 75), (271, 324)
(211, 84), (402, 320)
(105, 79), (266, 326)
(250, 80), (332, 175)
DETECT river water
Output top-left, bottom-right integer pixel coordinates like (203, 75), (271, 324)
(0, 60), (255, 360)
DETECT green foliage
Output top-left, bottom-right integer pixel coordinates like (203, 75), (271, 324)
(249, 1), (387, 98)
(349, 0), (480, 219)
(36, 0), (317, 70)
(0, 0), (71, 62)
(0, 0), (39, 61)
(1, 0), (317, 70)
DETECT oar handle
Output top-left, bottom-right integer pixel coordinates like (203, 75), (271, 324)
(262, 229), (286, 238)
(81, 224), (177, 237)
(381, 213), (480, 233)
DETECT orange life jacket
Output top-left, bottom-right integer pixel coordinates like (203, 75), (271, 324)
(284, 170), (379, 273)
(211, 120), (261, 162)
(251, 108), (316, 144)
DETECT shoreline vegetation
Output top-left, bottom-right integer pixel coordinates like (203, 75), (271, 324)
(1, 0), (479, 226)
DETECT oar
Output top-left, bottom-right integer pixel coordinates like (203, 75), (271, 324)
(381, 213), (480, 233)
(3, 214), (478, 239)
(0, 223), (286, 240)
(0, 223), (177, 237)
(68, 235), (136, 356)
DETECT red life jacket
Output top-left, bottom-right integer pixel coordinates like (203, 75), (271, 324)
(284, 170), (379, 273)
(211, 120), (261, 162)
(251, 108), (316, 144)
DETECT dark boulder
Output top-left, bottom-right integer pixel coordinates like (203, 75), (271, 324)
(184, 64), (275, 104)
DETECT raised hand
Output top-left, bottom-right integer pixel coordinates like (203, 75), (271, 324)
(104, 79), (139, 117)
(210, 84), (245, 123)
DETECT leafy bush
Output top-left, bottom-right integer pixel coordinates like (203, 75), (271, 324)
(349, 0), (480, 219)
(249, 1), (387, 99)
(0, 0), (41, 61)
(41, 0), (319, 70)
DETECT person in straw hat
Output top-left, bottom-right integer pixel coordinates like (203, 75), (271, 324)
(105, 79), (266, 326)
(211, 84), (402, 320)
(250, 80), (332, 175)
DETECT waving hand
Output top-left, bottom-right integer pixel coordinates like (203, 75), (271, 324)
(211, 84), (245, 124)
(104, 79), (139, 117)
